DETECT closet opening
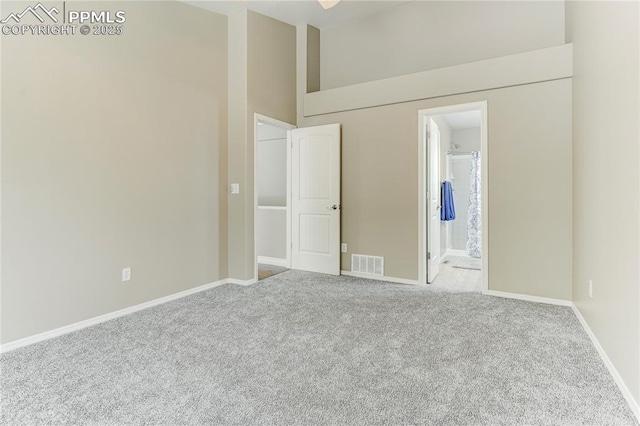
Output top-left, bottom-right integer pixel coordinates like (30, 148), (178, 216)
(254, 114), (295, 281)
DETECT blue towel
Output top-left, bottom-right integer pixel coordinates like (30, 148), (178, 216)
(441, 181), (456, 221)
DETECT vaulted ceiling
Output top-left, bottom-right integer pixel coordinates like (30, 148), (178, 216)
(181, 0), (413, 28)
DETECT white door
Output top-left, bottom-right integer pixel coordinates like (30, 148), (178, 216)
(291, 124), (341, 275)
(427, 118), (441, 283)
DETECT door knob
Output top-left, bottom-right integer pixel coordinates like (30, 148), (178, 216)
(328, 204), (339, 210)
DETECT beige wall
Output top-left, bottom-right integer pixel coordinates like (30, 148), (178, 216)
(0, 1), (228, 343)
(306, 44), (572, 117)
(247, 11), (297, 130)
(306, 25), (321, 93)
(227, 10), (297, 280)
(227, 10), (250, 281)
(321, 1), (565, 89)
(566, 0), (640, 406)
(301, 79), (573, 300)
(246, 10), (297, 277)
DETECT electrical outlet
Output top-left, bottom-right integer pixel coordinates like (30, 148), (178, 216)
(122, 267), (132, 282)
(341, 243), (348, 253)
(588, 279), (593, 298)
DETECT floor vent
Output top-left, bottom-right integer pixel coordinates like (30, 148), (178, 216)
(351, 254), (384, 276)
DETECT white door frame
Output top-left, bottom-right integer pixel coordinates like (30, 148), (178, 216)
(253, 113), (296, 281)
(417, 101), (489, 293)
(426, 118), (442, 283)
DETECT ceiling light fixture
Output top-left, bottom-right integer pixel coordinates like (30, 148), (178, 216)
(317, 0), (340, 10)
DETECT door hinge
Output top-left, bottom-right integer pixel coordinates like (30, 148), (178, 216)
(427, 252), (431, 260)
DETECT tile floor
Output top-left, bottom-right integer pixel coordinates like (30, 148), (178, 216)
(429, 255), (482, 292)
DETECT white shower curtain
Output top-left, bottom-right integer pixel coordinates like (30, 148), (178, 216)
(466, 151), (481, 258)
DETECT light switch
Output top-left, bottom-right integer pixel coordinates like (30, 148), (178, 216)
(230, 183), (240, 195)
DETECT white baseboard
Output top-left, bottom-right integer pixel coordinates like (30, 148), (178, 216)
(484, 290), (572, 306)
(341, 270), (421, 286)
(257, 256), (287, 268)
(0, 277), (248, 353)
(571, 304), (640, 422)
(227, 278), (257, 286)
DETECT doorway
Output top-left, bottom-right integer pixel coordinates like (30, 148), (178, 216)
(254, 116), (342, 281)
(418, 102), (488, 293)
(254, 114), (295, 281)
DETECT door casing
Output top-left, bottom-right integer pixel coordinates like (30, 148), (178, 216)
(427, 118), (441, 283)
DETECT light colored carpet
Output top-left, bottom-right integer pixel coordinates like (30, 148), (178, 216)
(1, 270), (636, 425)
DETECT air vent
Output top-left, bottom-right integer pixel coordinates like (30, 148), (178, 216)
(351, 254), (384, 276)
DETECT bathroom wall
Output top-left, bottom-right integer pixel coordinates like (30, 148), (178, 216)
(451, 128), (481, 154)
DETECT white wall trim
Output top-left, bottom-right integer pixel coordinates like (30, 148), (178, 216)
(484, 290), (572, 306)
(0, 278), (241, 353)
(571, 304), (640, 422)
(226, 278), (257, 286)
(305, 44), (572, 116)
(341, 270), (420, 286)
(257, 256), (287, 268)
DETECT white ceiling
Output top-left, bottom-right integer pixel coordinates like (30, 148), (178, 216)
(441, 110), (481, 130)
(180, 0), (412, 29)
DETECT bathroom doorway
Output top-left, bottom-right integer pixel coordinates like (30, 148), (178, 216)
(418, 102), (488, 292)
